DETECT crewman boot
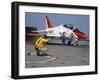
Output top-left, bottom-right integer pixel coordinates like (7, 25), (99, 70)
(36, 51), (41, 56)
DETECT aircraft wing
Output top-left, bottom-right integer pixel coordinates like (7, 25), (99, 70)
(31, 30), (49, 34)
(32, 30), (48, 32)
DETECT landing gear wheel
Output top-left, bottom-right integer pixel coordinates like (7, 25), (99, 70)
(68, 41), (71, 45)
(74, 42), (80, 47)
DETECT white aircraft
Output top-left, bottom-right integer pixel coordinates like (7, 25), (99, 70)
(27, 16), (88, 46)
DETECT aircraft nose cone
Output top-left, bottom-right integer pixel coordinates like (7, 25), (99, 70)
(82, 34), (88, 39)
(74, 32), (88, 39)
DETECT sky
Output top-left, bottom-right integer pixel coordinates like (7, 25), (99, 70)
(25, 12), (89, 35)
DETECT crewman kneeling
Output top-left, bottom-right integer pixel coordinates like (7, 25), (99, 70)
(35, 35), (49, 56)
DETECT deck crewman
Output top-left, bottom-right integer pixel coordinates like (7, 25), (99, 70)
(35, 34), (49, 56)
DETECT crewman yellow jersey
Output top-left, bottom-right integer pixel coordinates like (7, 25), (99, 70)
(35, 37), (48, 48)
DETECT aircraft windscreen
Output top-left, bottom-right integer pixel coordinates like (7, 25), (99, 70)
(73, 28), (85, 34)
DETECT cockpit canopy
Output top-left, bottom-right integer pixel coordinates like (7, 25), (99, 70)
(63, 24), (74, 30)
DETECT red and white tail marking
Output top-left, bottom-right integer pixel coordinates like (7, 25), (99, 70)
(45, 16), (53, 29)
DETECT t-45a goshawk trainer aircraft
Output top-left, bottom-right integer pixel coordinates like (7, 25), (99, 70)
(27, 16), (88, 46)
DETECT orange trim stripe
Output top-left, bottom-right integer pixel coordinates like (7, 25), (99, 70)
(27, 33), (43, 36)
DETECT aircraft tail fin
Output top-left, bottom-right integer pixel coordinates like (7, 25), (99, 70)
(45, 16), (53, 29)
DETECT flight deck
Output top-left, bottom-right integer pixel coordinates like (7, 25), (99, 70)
(25, 41), (89, 68)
